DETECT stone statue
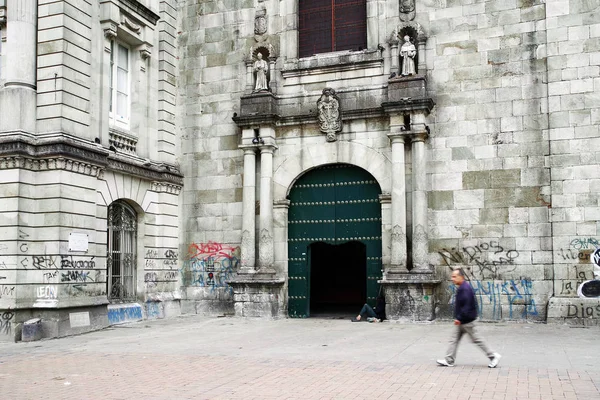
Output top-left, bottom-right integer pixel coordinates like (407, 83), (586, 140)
(400, 35), (417, 76)
(253, 53), (269, 92)
(317, 88), (342, 142)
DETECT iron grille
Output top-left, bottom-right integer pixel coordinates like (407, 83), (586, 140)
(299, 0), (367, 58)
(107, 201), (137, 302)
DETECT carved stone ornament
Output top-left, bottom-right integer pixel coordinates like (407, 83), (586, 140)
(391, 224), (407, 268)
(103, 23), (118, 40)
(254, 8), (267, 36)
(317, 88), (342, 142)
(240, 229), (255, 269)
(122, 16), (142, 34)
(399, 0), (416, 22)
(412, 224), (429, 270)
(258, 228), (273, 268)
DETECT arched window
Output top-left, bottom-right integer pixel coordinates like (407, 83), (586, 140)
(107, 201), (137, 302)
(298, 0), (367, 58)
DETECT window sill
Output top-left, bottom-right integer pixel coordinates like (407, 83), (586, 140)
(281, 49), (383, 78)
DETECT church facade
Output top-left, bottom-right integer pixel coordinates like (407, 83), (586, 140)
(0, 0), (599, 340)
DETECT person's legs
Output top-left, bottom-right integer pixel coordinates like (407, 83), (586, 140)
(356, 304), (377, 320)
(443, 325), (464, 365)
(462, 321), (494, 358)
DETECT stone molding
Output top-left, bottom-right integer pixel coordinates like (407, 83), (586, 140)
(0, 136), (183, 185)
(0, 156), (101, 177)
(282, 50), (383, 78)
(150, 182), (182, 194)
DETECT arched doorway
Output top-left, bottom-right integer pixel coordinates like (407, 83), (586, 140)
(288, 164), (382, 317)
(107, 201), (138, 302)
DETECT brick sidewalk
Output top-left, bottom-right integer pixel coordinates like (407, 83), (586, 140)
(1, 317), (599, 399)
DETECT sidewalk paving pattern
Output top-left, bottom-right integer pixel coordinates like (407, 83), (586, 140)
(1, 316), (599, 399)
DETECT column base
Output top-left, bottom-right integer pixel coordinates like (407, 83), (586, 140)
(379, 273), (441, 321)
(226, 273), (285, 318)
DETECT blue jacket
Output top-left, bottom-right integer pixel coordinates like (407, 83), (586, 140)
(454, 281), (478, 324)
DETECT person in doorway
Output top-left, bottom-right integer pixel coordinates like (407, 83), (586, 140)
(437, 268), (502, 368)
(351, 294), (386, 322)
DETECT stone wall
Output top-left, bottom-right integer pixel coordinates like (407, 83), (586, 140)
(545, 0), (600, 322)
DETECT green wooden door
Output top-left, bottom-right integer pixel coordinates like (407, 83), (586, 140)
(288, 164), (382, 318)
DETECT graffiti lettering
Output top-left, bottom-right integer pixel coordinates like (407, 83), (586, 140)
(448, 279), (538, 320)
(61, 270), (93, 283)
(184, 242), (239, 293)
(43, 270), (59, 282)
(570, 238), (599, 250)
(37, 285), (57, 299)
(567, 304), (600, 318)
(144, 272), (158, 287)
(32, 255), (57, 270)
(0, 286), (15, 299)
(0, 311), (14, 335)
(145, 249), (159, 259)
(438, 241), (519, 280)
(60, 255), (95, 269)
(557, 248), (591, 262)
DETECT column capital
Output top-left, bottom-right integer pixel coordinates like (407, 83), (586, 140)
(379, 193), (391, 204)
(239, 145), (258, 154)
(258, 144), (277, 154)
(411, 131), (428, 143)
(274, 199), (291, 209)
(387, 132), (408, 143)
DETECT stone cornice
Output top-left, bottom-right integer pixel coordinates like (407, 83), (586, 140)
(116, 0), (160, 26)
(381, 98), (435, 115)
(0, 136), (183, 186)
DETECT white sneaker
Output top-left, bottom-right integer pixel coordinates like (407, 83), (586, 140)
(488, 353), (501, 368)
(436, 359), (454, 367)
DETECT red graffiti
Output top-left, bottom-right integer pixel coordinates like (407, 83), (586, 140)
(187, 241), (239, 259)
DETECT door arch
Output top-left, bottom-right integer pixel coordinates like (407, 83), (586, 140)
(287, 164), (382, 317)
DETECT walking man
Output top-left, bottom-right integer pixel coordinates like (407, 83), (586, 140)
(437, 268), (501, 368)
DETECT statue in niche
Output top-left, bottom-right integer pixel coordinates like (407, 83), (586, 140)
(253, 52), (269, 92)
(400, 35), (417, 76)
(317, 88), (342, 142)
(399, 0), (416, 22)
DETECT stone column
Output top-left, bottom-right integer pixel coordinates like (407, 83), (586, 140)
(411, 131), (429, 270)
(388, 130), (408, 271)
(390, 41), (399, 77)
(258, 143), (275, 271)
(240, 146), (257, 271)
(0, 0), (37, 132)
(268, 58), (276, 93)
(246, 60), (254, 94)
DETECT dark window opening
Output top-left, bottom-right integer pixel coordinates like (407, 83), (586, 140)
(298, 0), (367, 58)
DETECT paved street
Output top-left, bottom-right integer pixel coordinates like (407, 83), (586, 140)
(1, 315), (599, 400)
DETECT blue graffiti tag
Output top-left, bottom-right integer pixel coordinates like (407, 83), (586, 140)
(448, 279), (538, 320)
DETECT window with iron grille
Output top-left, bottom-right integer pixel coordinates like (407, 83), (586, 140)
(107, 201), (137, 302)
(298, 0), (367, 58)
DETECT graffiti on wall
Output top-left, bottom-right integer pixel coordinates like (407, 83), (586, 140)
(0, 311), (14, 335)
(447, 278), (538, 320)
(184, 242), (239, 293)
(438, 241), (519, 280)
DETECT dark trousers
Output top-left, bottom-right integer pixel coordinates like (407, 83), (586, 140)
(359, 303), (377, 319)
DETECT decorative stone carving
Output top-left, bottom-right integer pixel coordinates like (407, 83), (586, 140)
(253, 52), (269, 92)
(317, 88), (342, 142)
(258, 228), (273, 268)
(150, 182), (182, 194)
(103, 22), (118, 39)
(240, 229), (254, 269)
(391, 224), (407, 268)
(0, 156), (102, 177)
(412, 224), (429, 269)
(400, 35), (417, 76)
(254, 8), (267, 36)
(399, 0), (416, 22)
(140, 45), (152, 60)
(121, 16), (142, 34)
(109, 129), (138, 154)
